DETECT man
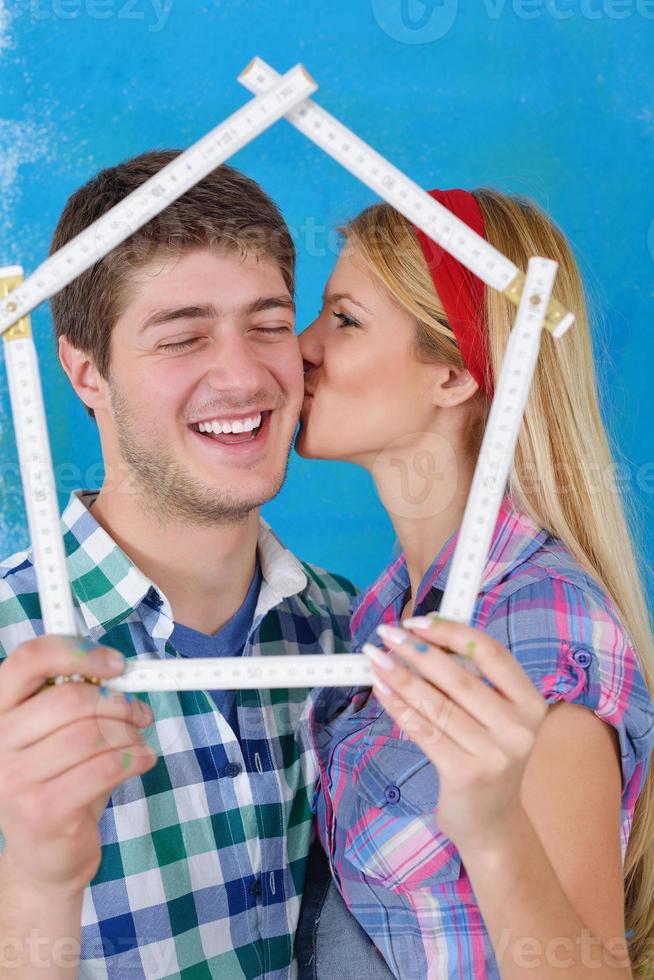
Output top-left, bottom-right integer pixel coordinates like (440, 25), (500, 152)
(0, 152), (358, 979)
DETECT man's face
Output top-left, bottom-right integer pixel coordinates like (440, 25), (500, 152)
(97, 247), (303, 525)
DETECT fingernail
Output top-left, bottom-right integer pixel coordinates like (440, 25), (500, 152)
(376, 624), (409, 645)
(402, 617), (433, 629)
(122, 750), (132, 770)
(362, 642), (395, 671)
(413, 642), (430, 653)
(373, 677), (392, 696)
(106, 651), (126, 669)
(61, 635), (97, 658)
(123, 692), (133, 703)
(136, 701), (154, 725)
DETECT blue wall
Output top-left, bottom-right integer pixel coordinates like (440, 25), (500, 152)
(1, 0), (653, 599)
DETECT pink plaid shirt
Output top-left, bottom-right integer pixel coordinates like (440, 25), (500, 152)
(308, 494), (654, 978)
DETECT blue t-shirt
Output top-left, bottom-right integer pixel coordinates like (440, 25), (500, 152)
(169, 559), (262, 740)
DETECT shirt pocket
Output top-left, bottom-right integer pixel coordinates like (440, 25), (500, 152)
(343, 735), (461, 893)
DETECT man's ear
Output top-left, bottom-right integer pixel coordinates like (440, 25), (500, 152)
(431, 362), (480, 408)
(58, 335), (108, 414)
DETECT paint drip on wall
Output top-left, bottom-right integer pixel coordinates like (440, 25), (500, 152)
(0, 1), (14, 55)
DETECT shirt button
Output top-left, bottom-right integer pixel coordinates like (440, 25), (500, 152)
(249, 877), (262, 897)
(223, 763), (242, 778)
(573, 650), (592, 668)
(385, 784), (401, 804)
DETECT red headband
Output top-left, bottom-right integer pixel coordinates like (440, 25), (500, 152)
(412, 188), (493, 399)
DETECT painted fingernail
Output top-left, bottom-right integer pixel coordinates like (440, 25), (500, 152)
(122, 750), (132, 770)
(363, 642), (395, 670)
(376, 624), (409, 645)
(99, 684), (109, 698)
(402, 617), (433, 629)
(413, 642), (430, 653)
(60, 635), (97, 658)
(373, 677), (393, 696)
(466, 641), (477, 657)
(123, 692), (133, 703)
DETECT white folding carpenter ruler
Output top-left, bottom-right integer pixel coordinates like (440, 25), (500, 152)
(238, 57), (573, 339)
(1, 59), (571, 691)
(239, 59), (566, 679)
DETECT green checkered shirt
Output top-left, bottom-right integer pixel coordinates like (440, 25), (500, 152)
(0, 490), (358, 979)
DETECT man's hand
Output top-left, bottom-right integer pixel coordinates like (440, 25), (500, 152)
(0, 635), (156, 897)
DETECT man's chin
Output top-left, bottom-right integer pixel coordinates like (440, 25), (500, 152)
(199, 471), (287, 512)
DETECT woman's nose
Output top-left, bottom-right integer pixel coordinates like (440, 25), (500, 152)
(298, 318), (323, 369)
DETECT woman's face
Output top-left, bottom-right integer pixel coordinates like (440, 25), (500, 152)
(296, 251), (448, 468)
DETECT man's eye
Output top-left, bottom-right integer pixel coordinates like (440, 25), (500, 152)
(160, 338), (199, 351)
(333, 312), (360, 328)
(253, 326), (292, 335)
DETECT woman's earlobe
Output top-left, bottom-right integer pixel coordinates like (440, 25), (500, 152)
(432, 365), (480, 408)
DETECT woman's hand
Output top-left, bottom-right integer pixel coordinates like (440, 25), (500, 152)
(364, 615), (549, 855)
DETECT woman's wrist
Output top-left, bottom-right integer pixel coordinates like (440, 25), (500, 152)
(452, 802), (532, 872)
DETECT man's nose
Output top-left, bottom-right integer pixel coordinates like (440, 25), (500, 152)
(203, 331), (268, 390)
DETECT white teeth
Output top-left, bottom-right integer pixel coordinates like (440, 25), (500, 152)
(197, 413), (262, 435)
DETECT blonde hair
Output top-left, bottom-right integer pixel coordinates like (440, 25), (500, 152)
(342, 190), (654, 976)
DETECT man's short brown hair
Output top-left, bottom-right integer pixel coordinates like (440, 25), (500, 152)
(50, 150), (295, 416)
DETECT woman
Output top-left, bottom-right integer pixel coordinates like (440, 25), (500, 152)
(294, 188), (654, 978)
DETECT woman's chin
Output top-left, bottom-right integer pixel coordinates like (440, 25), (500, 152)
(294, 423), (333, 461)
(294, 427), (318, 459)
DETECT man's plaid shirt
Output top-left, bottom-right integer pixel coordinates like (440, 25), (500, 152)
(0, 490), (358, 979)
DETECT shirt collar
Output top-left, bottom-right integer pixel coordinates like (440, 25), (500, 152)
(351, 492), (549, 640)
(61, 490), (307, 638)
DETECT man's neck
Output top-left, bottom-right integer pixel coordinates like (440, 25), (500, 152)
(88, 486), (260, 636)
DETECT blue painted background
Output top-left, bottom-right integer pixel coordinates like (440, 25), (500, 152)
(1, 0), (653, 600)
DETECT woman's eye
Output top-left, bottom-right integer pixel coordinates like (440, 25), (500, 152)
(333, 311), (360, 328)
(160, 338), (200, 351)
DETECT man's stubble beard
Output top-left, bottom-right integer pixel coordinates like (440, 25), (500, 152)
(109, 382), (293, 528)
